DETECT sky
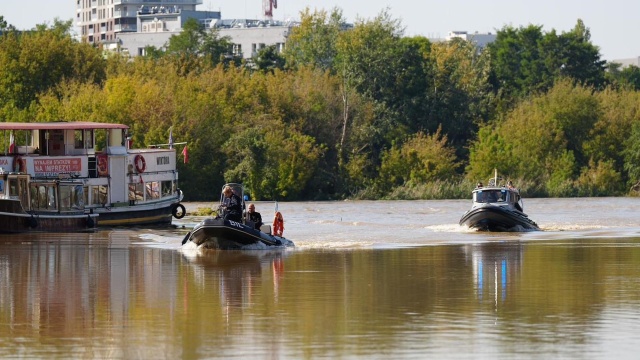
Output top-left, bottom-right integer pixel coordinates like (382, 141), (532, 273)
(0, 0), (637, 61)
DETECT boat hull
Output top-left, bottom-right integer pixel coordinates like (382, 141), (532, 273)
(183, 217), (291, 250)
(95, 203), (175, 226)
(459, 205), (539, 231)
(0, 200), (97, 233)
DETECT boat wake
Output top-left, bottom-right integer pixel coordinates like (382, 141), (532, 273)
(539, 223), (609, 231)
(426, 224), (476, 232)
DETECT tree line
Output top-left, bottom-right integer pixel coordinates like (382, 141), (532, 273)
(1, 10), (640, 201)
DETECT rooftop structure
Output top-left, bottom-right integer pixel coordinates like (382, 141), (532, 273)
(76, 0), (204, 44)
(446, 31), (496, 48)
(610, 57), (640, 68)
(118, 18), (296, 58)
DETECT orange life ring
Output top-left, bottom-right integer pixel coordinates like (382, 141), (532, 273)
(14, 156), (25, 173)
(273, 211), (284, 237)
(134, 154), (146, 173)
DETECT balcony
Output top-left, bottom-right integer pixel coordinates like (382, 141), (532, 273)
(114, 24), (137, 32)
(114, 9), (140, 18)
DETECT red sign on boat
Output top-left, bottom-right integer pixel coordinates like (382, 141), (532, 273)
(34, 158), (82, 176)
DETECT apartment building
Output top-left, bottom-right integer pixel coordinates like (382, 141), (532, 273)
(118, 18), (292, 58)
(76, 0), (204, 44)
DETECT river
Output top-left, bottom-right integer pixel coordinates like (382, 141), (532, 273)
(1, 197), (640, 359)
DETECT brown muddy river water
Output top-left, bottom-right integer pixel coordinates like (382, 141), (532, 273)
(1, 198), (640, 359)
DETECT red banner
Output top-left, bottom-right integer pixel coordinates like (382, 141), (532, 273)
(97, 154), (109, 177)
(33, 158), (82, 176)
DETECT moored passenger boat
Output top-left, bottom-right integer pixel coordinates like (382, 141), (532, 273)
(0, 121), (185, 233)
(459, 170), (539, 232)
(0, 169), (97, 233)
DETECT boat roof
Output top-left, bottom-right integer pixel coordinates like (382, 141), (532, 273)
(473, 186), (518, 193)
(0, 122), (128, 131)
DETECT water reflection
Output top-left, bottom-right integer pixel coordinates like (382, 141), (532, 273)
(465, 242), (523, 303)
(1, 230), (640, 358)
(181, 250), (287, 311)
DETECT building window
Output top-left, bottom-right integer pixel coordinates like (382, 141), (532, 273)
(233, 44), (242, 56)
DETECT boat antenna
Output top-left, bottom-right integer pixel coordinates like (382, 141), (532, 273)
(494, 169), (498, 187)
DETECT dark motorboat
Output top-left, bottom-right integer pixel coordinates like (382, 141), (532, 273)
(459, 172), (539, 232)
(182, 183), (294, 250)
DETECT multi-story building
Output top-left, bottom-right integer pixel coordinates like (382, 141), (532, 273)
(445, 31), (496, 48)
(610, 57), (640, 68)
(76, 0), (204, 44)
(118, 18), (293, 58)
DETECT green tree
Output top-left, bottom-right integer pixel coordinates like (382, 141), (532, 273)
(378, 127), (458, 193)
(489, 20), (605, 105)
(253, 45), (285, 73)
(334, 9), (408, 182)
(623, 121), (640, 187)
(0, 15), (17, 32)
(222, 121), (323, 200)
(0, 20), (105, 112)
(488, 24), (547, 101)
(467, 80), (599, 195)
(283, 7), (345, 71)
(426, 38), (492, 156)
(606, 63), (640, 90)
(585, 88), (640, 183)
(163, 18), (237, 73)
(542, 19), (606, 90)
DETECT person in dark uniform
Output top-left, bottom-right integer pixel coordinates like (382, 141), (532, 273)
(222, 186), (242, 222)
(247, 203), (263, 230)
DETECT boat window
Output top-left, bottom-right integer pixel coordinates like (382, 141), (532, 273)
(129, 183), (143, 202)
(29, 184), (57, 211)
(90, 185), (108, 205)
(161, 181), (173, 197)
(8, 179), (17, 197)
(19, 178), (28, 208)
(74, 130), (94, 149)
(49, 186), (57, 209)
(29, 186), (37, 209)
(74, 130), (83, 149)
(59, 184), (85, 211)
(475, 189), (506, 203)
(85, 130), (94, 149)
(145, 181), (160, 200)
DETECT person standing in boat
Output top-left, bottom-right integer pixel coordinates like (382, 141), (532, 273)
(222, 186), (243, 222)
(247, 203), (263, 230)
(273, 211), (284, 237)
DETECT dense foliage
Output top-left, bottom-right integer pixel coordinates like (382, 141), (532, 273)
(0, 11), (638, 200)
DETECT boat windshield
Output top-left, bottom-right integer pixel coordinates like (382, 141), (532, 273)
(474, 189), (507, 203)
(218, 183), (245, 206)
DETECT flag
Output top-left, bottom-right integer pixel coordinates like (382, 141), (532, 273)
(168, 127), (174, 149)
(8, 132), (15, 154)
(182, 145), (189, 164)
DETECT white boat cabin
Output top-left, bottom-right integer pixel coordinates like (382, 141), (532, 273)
(472, 187), (523, 211)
